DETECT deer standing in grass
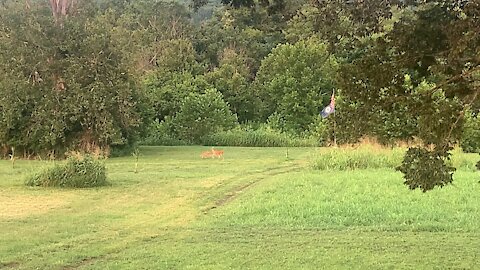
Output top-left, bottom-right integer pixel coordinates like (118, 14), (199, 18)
(200, 150), (213, 159)
(200, 147), (224, 159)
(211, 147), (224, 159)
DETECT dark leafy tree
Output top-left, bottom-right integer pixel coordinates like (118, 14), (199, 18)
(144, 72), (211, 122)
(108, 0), (194, 74)
(221, 0), (254, 8)
(338, 1), (480, 191)
(397, 147), (456, 192)
(286, 0), (398, 60)
(0, 0), (148, 156)
(191, 0), (209, 11)
(205, 48), (259, 122)
(194, 1), (303, 74)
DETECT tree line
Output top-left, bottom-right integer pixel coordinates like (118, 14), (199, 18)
(0, 0), (478, 191)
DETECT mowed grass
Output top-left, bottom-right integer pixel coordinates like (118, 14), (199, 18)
(0, 146), (479, 269)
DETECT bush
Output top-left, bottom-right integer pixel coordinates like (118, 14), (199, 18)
(25, 155), (107, 188)
(171, 88), (238, 143)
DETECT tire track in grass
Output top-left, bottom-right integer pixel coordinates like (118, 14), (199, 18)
(62, 256), (102, 270)
(11, 156), (308, 269)
(0, 261), (20, 269)
(73, 162), (306, 263)
(203, 162), (304, 213)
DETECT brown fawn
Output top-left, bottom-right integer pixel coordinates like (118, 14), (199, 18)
(200, 147), (224, 159)
(200, 150), (213, 159)
(211, 147), (224, 159)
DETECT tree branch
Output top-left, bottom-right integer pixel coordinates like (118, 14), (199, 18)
(428, 65), (480, 96)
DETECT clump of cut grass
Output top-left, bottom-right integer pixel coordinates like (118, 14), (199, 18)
(311, 145), (405, 170)
(25, 155), (107, 188)
(132, 148), (140, 173)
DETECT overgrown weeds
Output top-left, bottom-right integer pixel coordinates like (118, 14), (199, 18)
(25, 155), (107, 188)
(311, 146), (405, 170)
(311, 145), (478, 171)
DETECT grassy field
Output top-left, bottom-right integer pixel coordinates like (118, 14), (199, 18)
(0, 146), (479, 269)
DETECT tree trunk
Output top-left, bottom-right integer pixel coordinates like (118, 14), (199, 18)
(48, 0), (76, 23)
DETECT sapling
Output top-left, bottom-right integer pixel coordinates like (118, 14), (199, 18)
(133, 148), (140, 173)
(9, 147), (15, 169)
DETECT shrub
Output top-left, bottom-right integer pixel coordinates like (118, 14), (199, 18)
(25, 155), (107, 188)
(171, 88), (238, 143)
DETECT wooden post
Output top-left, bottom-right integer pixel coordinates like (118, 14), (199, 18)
(333, 89), (337, 147)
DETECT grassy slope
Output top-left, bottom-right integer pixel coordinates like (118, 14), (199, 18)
(0, 146), (479, 269)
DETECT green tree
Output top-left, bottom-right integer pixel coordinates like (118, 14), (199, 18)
(285, 0), (396, 60)
(205, 48), (259, 122)
(0, 0), (148, 156)
(255, 38), (338, 133)
(194, 1), (297, 75)
(338, 1), (480, 191)
(171, 88), (237, 143)
(284, 1), (408, 143)
(144, 72), (210, 122)
(220, 0), (254, 8)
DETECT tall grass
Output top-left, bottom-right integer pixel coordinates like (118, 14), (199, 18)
(25, 155), (107, 188)
(201, 126), (321, 147)
(449, 148), (479, 171)
(311, 145), (405, 170)
(311, 145), (479, 171)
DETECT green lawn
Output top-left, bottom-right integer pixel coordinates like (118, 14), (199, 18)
(0, 146), (479, 269)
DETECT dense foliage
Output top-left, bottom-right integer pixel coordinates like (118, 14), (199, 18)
(1, 0), (479, 191)
(255, 38), (338, 133)
(0, 0), (149, 157)
(397, 147), (456, 192)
